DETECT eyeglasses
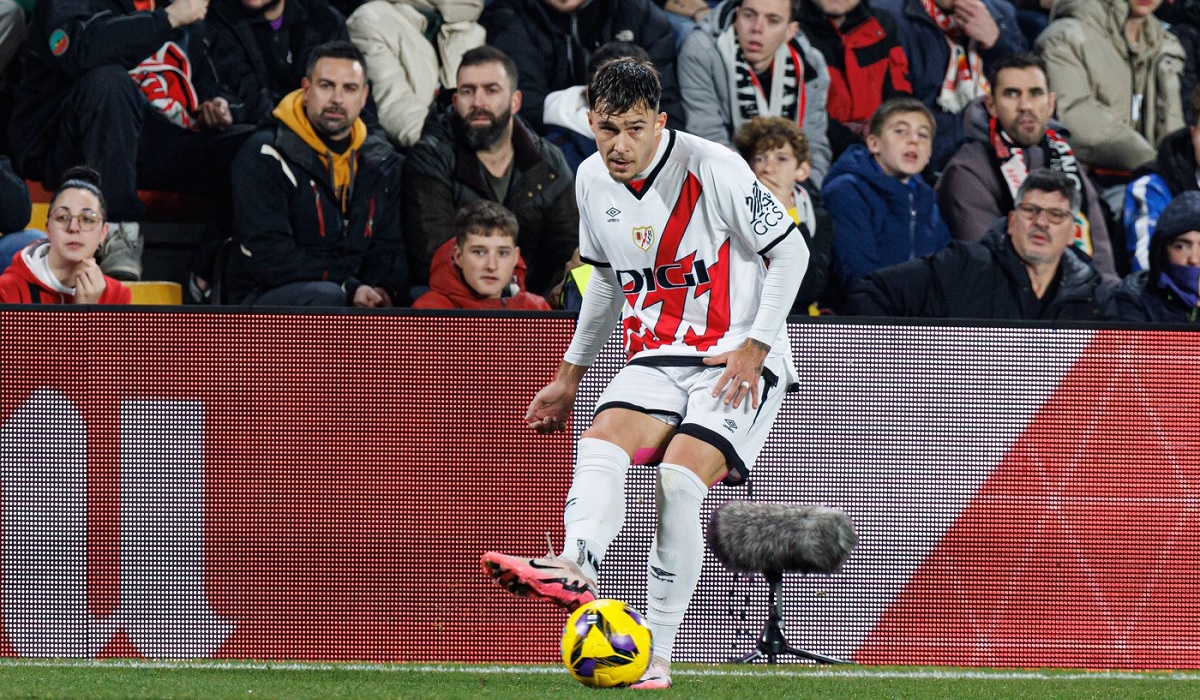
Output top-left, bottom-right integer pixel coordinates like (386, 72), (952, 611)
(1015, 203), (1072, 225)
(49, 207), (103, 232)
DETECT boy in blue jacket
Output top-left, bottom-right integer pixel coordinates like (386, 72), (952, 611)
(822, 96), (950, 309)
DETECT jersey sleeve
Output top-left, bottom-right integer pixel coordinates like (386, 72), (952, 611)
(703, 150), (798, 256)
(576, 170), (610, 268)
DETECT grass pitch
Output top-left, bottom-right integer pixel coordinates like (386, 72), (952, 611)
(2, 660), (1199, 700)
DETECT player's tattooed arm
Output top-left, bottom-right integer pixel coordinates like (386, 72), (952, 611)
(746, 338), (770, 374)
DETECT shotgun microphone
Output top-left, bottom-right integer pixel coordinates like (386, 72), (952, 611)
(706, 500), (858, 578)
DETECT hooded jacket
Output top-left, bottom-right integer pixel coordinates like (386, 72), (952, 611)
(678, 0), (833, 185)
(0, 242), (131, 305)
(1123, 127), (1200, 272)
(412, 237), (551, 309)
(822, 143), (951, 294)
(225, 90), (407, 304)
(401, 107), (578, 296)
(1035, 0), (1185, 172)
(1115, 190), (1200, 323)
(479, 0), (682, 133)
(848, 220), (1114, 320)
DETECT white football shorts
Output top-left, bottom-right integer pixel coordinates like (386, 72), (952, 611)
(592, 357), (788, 486)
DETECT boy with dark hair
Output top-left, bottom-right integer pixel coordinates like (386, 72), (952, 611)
(412, 200), (551, 309)
(822, 96), (950, 306)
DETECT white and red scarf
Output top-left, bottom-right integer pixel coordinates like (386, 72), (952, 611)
(718, 26), (806, 133)
(990, 118), (1093, 255)
(921, 0), (989, 114)
(129, 2), (199, 130)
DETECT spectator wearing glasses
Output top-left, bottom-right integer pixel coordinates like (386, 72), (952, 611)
(847, 167), (1115, 319)
(0, 167), (132, 305)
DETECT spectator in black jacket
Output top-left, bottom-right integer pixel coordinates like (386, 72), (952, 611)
(7, 1), (255, 281)
(1114, 191), (1200, 323)
(479, 0), (683, 135)
(401, 46), (578, 300)
(224, 41), (406, 306)
(848, 168), (1115, 320)
(202, 0), (350, 127)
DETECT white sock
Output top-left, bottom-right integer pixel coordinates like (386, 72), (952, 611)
(645, 462), (708, 664)
(560, 437), (630, 581)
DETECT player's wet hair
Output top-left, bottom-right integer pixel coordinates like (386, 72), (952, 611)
(587, 57), (661, 116)
(453, 199), (519, 246)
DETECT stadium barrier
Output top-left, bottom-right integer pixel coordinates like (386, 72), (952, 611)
(0, 308), (1197, 668)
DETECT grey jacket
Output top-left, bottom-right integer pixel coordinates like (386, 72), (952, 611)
(677, 0), (832, 186)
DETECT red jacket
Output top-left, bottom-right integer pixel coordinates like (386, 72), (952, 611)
(412, 238), (551, 310)
(0, 246), (131, 304)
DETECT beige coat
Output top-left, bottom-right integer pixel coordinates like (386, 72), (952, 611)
(348, 0), (486, 149)
(1036, 0), (1185, 171)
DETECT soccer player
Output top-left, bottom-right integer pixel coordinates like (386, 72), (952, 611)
(481, 57), (808, 689)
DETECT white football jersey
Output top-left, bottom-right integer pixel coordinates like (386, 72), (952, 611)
(577, 129), (798, 367)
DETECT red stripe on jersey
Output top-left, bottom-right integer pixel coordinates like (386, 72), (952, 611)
(684, 239), (731, 351)
(629, 179), (647, 193)
(623, 171), (734, 355)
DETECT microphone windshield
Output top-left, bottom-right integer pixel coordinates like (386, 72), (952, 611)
(706, 501), (858, 577)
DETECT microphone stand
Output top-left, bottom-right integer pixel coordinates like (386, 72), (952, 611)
(732, 570), (850, 665)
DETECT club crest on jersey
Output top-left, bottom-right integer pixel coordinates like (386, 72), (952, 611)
(746, 182), (786, 236)
(632, 225), (655, 251)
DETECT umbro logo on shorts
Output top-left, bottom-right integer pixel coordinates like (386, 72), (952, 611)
(723, 419), (738, 433)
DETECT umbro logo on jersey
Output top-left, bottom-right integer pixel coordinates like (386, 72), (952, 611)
(606, 207), (621, 218)
(632, 225), (655, 251)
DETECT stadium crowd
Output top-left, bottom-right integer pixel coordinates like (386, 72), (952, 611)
(0, 0), (1197, 322)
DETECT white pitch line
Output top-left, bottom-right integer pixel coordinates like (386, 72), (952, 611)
(0, 659), (1198, 682)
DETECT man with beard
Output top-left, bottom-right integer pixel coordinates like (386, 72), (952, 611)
(401, 45), (578, 300)
(849, 168), (1115, 319)
(935, 54), (1117, 279)
(222, 41), (407, 306)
